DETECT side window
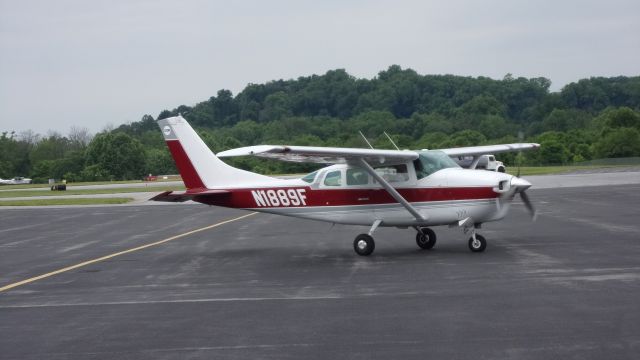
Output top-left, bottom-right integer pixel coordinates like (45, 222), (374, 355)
(374, 164), (409, 183)
(346, 168), (369, 186)
(323, 170), (342, 187)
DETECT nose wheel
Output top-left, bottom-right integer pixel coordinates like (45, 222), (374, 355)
(468, 234), (487, 252)
(353, 234), (375, 256)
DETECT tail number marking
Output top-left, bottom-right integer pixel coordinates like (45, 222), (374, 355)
(251, 189), (307, 207)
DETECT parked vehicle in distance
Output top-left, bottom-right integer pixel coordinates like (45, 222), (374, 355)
(454, 155), (506, 172)
(0, 176), (33, 185)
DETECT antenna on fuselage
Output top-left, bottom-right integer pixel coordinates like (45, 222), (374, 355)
(359, 131), (374, 149)
(383, 131), (400, 150)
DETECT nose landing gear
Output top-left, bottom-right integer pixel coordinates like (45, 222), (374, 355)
(460, 218), (487, 253)
(468, 233), (487, 252)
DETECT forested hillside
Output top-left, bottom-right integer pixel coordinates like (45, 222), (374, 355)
(2, 66), (640, 182)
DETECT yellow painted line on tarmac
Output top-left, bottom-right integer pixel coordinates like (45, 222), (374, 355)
(0, 212), (257, 293)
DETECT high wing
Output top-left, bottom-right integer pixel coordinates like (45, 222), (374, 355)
(217, 143), (538, 165)
(438, 143), (539, 157)
(217, 145), (418, 166)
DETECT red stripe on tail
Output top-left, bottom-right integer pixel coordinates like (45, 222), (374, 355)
(165, 140), (206, 189)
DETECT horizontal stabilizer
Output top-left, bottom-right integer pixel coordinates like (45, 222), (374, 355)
(150, 189), (230, 203)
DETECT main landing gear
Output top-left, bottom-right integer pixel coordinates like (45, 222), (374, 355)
(415, 227), (436, 250)
(353, 220), (380, 256)
(353, 234), (375, 256)
(352, 226), (438, 256)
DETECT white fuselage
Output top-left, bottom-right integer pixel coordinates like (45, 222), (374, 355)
(210, 164), (518, 228)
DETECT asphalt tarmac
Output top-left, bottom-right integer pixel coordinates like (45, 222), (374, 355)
(1, 182), (639, 359)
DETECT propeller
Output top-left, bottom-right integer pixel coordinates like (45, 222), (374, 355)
(509, 130), (537, 220)
(510, 176), (537, 221)
(519, 190), (537, 221)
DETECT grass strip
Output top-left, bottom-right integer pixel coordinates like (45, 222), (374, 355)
(508, 165), (628, 176)
(0, 186), (185, 198)
(0, 178), (181, 190)
(0, 197), (134, 206)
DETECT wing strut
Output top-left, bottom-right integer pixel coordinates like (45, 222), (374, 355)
(469, 156), (481, 169)
(357, 158), (427, 222)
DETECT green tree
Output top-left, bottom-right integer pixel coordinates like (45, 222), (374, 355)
(212, 89), (239, 126)
(145, 148), (176, 175)
(542, 109), (590, 132)
(440, 130), (486, 147)
(593, 128), (640, 158)
(458, 95), (506, 118)
(539, 140), (570, 165)
(229, 120), (262, 145)
(414, 113), (454, 135)
(603, 107), (640, 128)
(0, 132), (18, 178)
(478, 115), (512, 139)
(415, 132), (450, 149)
(29, 134), (69, 165)
(0, 131), (32, 177)
(85, 132), (146, 180)
(261, 91), (292, 122)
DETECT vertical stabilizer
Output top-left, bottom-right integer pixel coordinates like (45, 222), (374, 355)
(158, 116), (274, 189)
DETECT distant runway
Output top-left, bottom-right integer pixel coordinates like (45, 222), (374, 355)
(1, 176), (639, 359)
(1, 170), (639, 207)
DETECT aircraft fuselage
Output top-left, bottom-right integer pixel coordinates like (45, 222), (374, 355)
(191, 165), (516, 228)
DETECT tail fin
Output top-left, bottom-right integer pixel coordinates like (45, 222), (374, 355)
(158, 116), (273, 189)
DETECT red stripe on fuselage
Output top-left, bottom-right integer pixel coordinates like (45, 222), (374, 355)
(193, 186), (498, 208)
(165, 140), (205, 189)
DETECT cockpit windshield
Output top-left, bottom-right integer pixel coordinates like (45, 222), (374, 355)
(413, 150), (460, 179)
(301, 170), (318, 183)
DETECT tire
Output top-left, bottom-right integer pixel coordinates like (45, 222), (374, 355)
(497, 166), (506, 173)
(468, 234), (487, 252)
(353, 234), (375, 256)
(416, 228), (436, 250)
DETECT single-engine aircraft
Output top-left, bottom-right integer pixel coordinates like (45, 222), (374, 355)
(0, 176), (32, 185)
(152, 116), (540, 256)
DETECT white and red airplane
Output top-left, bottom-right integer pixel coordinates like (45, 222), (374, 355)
(153, 116), (539, 256)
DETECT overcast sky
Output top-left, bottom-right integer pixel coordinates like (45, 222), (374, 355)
(1, 0), (639, 135)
